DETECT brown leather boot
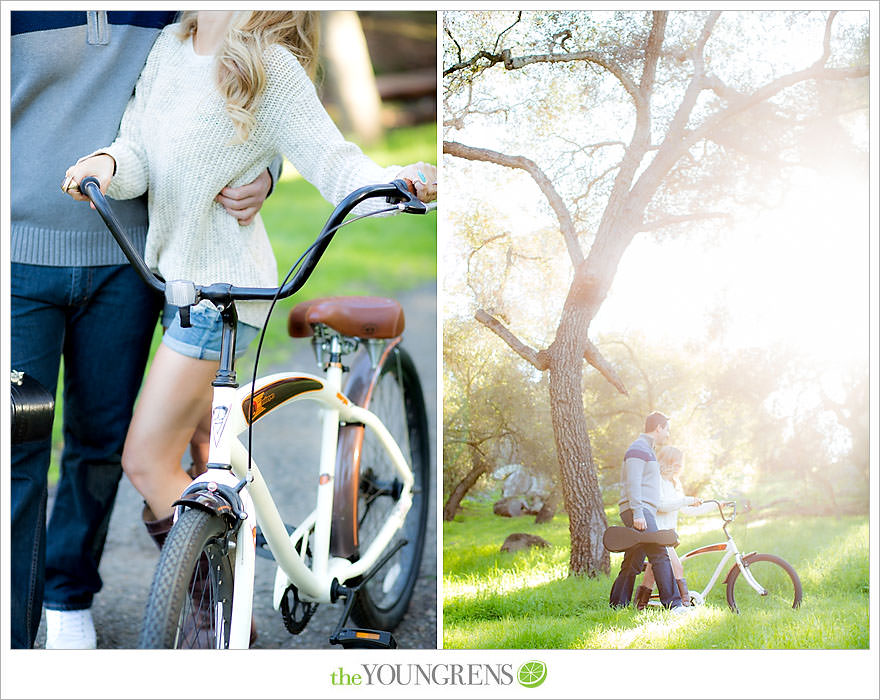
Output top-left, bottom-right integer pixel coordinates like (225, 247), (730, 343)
(143, 504), (173, 549)
(676, 578), (691, 606)
(634, 585), (652, 611)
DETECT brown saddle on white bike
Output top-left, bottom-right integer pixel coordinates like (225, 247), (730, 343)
(287, 296), (405, 339)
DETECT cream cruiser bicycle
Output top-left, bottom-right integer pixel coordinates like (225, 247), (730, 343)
(644, 499), (803, 613)
(81, 176), (433, 649)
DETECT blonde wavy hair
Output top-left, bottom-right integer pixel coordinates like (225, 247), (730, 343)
(657, 445), (684, 490)
(178, 11), (320, 143)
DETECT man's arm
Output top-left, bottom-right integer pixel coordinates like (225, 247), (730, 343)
(622, 456), (646, 527)
(214, 163), (278, 226)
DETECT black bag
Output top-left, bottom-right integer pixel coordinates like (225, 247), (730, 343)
(11, 371), (55, 444)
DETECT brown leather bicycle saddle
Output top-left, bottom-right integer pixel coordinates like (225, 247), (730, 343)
(287, 296), (405, 339)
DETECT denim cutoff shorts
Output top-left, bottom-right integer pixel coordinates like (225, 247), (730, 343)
(162, 302), (260, 361)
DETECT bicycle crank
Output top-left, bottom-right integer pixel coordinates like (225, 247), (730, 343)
(279, 584), (318, 634)
(327, 537), (407, 650)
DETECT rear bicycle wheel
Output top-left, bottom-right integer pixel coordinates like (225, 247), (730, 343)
(140, 509), (236, 648)
(350, 345), (430, 630)
(725, 553), (803, 614)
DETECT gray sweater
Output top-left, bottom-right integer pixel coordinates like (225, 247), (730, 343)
(617, 433), (661, 520)
(11, 11), (177, 266)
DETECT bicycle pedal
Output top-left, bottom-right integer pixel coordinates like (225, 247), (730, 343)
(330, 628), (397, 649)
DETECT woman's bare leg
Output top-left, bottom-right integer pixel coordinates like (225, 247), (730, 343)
(668, 547), (685, 579)
(122, 344), (219, 519)
(188, 411), (212, 478)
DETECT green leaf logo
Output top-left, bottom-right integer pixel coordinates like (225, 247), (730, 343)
(517, 660), (547, 688)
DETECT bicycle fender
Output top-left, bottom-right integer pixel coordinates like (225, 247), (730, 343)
(173, 480), (246, 530)
(724, 551), (758, 585)
(330, 338), (402, 559)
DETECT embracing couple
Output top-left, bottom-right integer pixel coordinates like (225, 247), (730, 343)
(609, 412), (712, 613)
(11, 10), (436, 649)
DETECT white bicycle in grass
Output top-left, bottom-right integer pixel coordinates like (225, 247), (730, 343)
(82, 176), (433, 649)
(644, 499), (803, 613)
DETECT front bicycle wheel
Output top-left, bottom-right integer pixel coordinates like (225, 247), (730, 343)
(350, 345), (430, 630)
(140, 509), (235, 648)
(725, 553), (803, 614)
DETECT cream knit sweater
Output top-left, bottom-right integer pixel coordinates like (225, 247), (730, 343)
(655, 478), (715, 530)
(101, 24), (400, 328)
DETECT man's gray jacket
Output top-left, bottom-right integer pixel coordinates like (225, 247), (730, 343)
(617, 433), (661, 520)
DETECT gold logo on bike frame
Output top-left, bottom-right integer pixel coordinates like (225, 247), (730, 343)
(242, 377), (324, 424)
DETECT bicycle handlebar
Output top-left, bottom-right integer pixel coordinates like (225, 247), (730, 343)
(701, 498), (750, 523)
(79, 176), (429, 307)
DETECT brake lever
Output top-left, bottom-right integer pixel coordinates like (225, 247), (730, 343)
(178, 306), (192, 328)
(388, 179), (427, 214)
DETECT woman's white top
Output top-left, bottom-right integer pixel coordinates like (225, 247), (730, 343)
(655, 477), (714, 530)
(100, 25), (399, 328)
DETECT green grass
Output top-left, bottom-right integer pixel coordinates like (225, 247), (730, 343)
(443, 500), (869, 649)
(48, 122), (437, 483)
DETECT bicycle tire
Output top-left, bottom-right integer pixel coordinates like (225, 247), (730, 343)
(725, 552), (803, 614)
(139, 508), (236, 648)
(349, 345), (430, 630)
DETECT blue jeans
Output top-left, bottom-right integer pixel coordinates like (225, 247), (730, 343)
(609, 508), (682, 609)
(10, 262), (161, 648)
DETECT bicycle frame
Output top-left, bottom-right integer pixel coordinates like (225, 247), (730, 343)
(186, 334), (414, 647)
(679, 523), (766, 605)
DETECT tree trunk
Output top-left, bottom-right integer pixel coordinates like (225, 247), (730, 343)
(545, 268), (610, 576)
(320, 11), (383, 144)
(443, 454), (489, 521)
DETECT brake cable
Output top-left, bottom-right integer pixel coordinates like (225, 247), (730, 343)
(244, 204), (401, 482)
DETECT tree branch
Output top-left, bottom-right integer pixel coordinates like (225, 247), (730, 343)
(443, 50), (508, 76)
(508, 50), (640, 105)
(638, 210), (731, 232)
(444, 25), (463, 66)
(687, 62), (868, 153)
(628, 12), (720, 210)
(815, 10), (839, 68)
(638, 11), (668, 98)
(475, 309), (548, 370)
(584, 340), (628, 396)
(631, 12), (865, 212)
(444, 140), (583, 267)
(445, 46), (640, 106)
(493, 11), (522, 53)
(573, 162), (622, 207)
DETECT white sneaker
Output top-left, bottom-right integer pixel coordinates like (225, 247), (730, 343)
(45, 609), (97, 649)
(671, 604), (696, 615)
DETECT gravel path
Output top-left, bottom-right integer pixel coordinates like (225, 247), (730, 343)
(35, 283), (437, 650)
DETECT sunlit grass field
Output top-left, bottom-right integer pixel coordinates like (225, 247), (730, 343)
(443, 500), (869, 649)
